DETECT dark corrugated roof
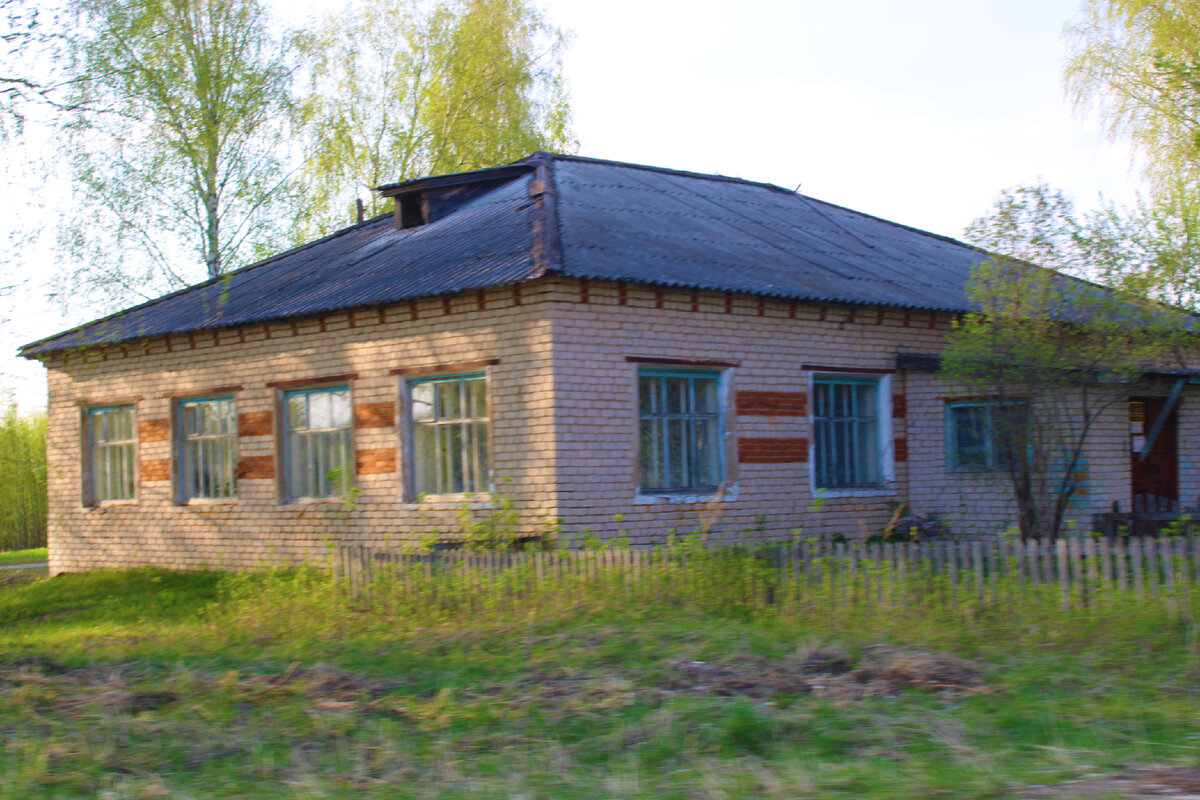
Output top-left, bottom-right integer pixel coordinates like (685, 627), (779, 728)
(22, 152), (996, 357)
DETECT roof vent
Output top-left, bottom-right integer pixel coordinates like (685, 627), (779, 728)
(396, 192), (427, 229)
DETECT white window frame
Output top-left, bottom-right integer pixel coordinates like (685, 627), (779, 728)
(636, 368), (726, 495)
(809, 373), (894, 495)
(406, 372), (491, 498)
(281, 385), (353, 501)
(176, 395), (237, 502)
(84, 404), (137, 505)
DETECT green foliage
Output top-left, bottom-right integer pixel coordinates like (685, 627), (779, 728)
(1066, 0), (1200, 190)
(58, 0), (295, 309)
(954, 184), (1190, 540)
(291, 0), (575, 239)
(0, 406), (45, 551)
(0, 552), (1197, 797)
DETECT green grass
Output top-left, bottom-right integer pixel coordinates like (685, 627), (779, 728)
(0, 547), (47, 565)
(0, 564), (1196, 798)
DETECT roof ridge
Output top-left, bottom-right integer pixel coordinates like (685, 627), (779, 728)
(19, 213), (392, 356)
(525, 151), (798, 197)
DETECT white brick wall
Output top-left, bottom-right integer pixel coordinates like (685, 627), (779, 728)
(39, 275), (1200, 572)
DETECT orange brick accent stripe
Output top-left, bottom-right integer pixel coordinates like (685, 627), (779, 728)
(236, 456), (274, 480)
(354, 402), (395, 428)
(238, 411), (273, 437)
(391, 358), (500, 376)
(626, 356), (740, 368)
(892, 394), (907, 419)
(736, 391), (806, 416)
(139, 458), (170, 481)
(356, 448), (397, 475)
(738, 437), (808, 464)
(894, 437), (908, 462)
(266, 373), (358, 389)
(138, 418), (169, 443)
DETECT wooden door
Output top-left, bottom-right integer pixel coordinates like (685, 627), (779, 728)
(1129, 396), (1179, 513)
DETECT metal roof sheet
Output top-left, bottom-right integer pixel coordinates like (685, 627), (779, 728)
(22, 152), (1001, 357)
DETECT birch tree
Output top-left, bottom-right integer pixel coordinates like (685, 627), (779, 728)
(59, 0), (295, 310)
(292, 0), (574, 240)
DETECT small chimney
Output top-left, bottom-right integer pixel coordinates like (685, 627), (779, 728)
(356, 198), (365, 224)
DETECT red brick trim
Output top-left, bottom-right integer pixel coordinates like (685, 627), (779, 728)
(140, 459), (170, 481)
(267, 373), (358, 389)
(738, 437), (808, 464)
(356, 448), (397, 475)
(236, 456), (274, 480)
(138, 419), (169, 443)
(354, 402), (395, 428)
(391, 358), (499, 376)
(626, 356), (740, 368)
(803, 365), (894, 374)
(237, 411), (274, 437)
(894, 437), (909, 463)
(736, 391), (806, 416)
(163, 385), (243, 399)
(892, 394), (907, 419)
(78, 396), (143, 406)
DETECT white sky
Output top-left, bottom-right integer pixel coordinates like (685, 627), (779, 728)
(0, 0), (1146, 411)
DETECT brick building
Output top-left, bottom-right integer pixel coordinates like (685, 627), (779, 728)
(21, 153), (1200, 572)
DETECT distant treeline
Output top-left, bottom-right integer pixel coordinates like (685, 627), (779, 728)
(0, 407), (46, 550)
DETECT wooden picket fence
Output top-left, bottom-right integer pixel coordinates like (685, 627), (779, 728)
(335, 535), (1200, 612)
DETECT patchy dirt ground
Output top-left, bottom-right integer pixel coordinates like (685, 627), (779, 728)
(1018, 765), (1200, 798)
(662, 643), (986, 700)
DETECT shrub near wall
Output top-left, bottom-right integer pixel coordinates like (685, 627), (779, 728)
(0, 407), (46, 550)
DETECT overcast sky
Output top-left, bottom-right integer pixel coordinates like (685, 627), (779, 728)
(0, 0), (1145, 410)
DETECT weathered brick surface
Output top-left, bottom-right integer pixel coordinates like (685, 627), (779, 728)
(356, 448), (397, 475)
(736, 391), (806, 416)
(139, 419), (169, 443)
(140, 459), (169, 481)
(237, 411), (273, 437)
(40, 275), (1200, 574)
(353, 402), (395, 429)
(738, 437), (807, 464)
(235, 456), (275, 480)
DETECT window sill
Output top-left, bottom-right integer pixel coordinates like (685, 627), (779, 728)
(635, 485), (739, 505)
(181, 498), (238, 508)
(812, 485), (897, 499)
(409, 493), (494, 509)
(85, 500), (138, 510)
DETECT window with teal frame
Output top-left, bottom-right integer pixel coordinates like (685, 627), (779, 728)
(812, 376), (880, 488)
(283, 386), (352, 499)
(946, 398), (1028, 472)
(408, 373), (489, 495)
(637, 369), (723, 492)
(177, 395), (236, 500)
(86, 405), (136, 503)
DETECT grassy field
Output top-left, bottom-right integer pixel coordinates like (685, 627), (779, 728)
(0, 547), (47, 566)
(0, 562), (1197, 799)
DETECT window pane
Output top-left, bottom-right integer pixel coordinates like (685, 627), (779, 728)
(666, 378), (688, 414)
(693, 378), (718, 413)
(411, 383), (434, 422)
(692, 418), (720, 486)
(414, 425), (438, 494)
(667, 418), (687, 488)
(466, 378), (487, 419)
(410, 375), (489, 495)
(814, 379), (881, 488)
(309, 392), (332, 429)
(288, 395), (307, 429)
(639, 419), (663, 490)
(638, 377), (660, 414)
(952, 406), (989, 468)
(330, 390), (351, 428)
